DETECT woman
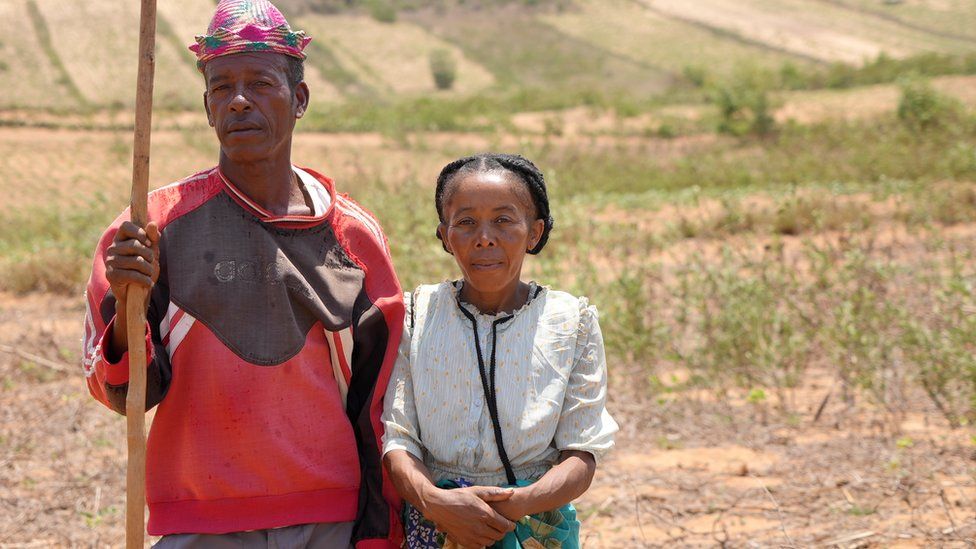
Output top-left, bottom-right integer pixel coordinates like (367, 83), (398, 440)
(382, 153), (618, 548)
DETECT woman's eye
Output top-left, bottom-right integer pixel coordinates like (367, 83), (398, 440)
(456, 218), (474, 226)
(496, 216), (513, 223)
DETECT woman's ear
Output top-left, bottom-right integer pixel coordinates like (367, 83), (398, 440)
(437, 223), (453, 255)
(527, 218), (545, 251)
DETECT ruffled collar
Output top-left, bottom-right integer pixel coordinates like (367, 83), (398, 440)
(450, 280), (545, 320)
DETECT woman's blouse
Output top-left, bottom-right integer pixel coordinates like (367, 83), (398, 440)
(382, 281), (618, 486)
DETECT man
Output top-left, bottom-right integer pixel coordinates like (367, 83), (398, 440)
(81, 1), (403, 546)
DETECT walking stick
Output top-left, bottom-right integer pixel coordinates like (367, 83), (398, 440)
(126, 0), (157, 546)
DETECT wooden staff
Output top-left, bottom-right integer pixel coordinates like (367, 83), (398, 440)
(126, 0), (157, 546)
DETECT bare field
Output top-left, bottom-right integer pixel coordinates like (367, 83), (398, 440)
(540, 0), (808, 76)
(826, 0), (976, 43)
(643, 0), (976, 63)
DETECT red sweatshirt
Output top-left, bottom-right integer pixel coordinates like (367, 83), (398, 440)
(82, 166), (403, 547)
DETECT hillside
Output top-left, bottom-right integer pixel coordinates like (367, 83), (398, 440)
(3, 0), (976, 111)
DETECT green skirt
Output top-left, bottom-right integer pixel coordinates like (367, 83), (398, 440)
(403, 478), (580, 549)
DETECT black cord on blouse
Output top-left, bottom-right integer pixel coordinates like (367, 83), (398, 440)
(455, 283), (543, 486)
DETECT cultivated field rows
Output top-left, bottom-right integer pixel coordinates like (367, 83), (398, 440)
(643, 0), (976, 63)
(7, 0), (976, 110)
(540, 0), (807, 77)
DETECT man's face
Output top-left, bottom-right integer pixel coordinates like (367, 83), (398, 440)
(203, 52), (309, 164)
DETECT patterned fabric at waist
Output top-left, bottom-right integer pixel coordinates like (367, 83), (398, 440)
(427, 460), (554, 487)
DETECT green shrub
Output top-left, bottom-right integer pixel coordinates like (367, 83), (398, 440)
(368, 0), (397, 23)
(825, 249), (908, 412)
(682, 65), (708, 88)
(673, 247), (815, 410)
(429, 49), (457, 91)
(711, 68), (776, 137)
(897, 77), (960, 132)
(900, 253), (976, 427)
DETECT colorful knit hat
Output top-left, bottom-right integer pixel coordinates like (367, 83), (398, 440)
(189, 0), (311, 71)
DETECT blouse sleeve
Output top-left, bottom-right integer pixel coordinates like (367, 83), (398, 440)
(381, 291), (424, 460)
(554, 299), (619, 462)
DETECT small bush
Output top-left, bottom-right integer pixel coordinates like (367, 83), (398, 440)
(368, 0), (397, 23)
(711, 68), (776, 137)
(673, 247), (815, 411)
(682, 65), (708, 88)
(429, 49), (457, 91)
(897, 77), (958, 131)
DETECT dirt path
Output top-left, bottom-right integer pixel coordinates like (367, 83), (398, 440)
(1, 293), (974, 547)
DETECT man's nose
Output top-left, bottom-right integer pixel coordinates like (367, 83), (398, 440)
(229, 89), (251, 112)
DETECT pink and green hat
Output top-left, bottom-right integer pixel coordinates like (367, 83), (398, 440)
(189, 0), (311, 71)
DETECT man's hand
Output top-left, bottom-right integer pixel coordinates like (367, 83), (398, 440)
(104, 220), (160, 360)
(425, 486), (516, 548)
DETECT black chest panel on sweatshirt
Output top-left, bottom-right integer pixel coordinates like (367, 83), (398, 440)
(159, 192), (365, 366)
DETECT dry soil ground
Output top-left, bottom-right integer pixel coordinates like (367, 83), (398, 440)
(1, 121), (976, 547)
(1, 290), (974, 547)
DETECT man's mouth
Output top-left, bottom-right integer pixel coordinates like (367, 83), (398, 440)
(226, 122), (262, 134)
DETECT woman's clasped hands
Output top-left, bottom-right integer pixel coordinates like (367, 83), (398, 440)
(423, 485), (523, 548)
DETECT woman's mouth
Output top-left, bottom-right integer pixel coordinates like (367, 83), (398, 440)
(471, 261), (503, 270)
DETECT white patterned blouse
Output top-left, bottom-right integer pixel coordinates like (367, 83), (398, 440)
(381, 281), (618, 487)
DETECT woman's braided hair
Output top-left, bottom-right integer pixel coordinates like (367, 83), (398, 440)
(434, 153), (554, 255)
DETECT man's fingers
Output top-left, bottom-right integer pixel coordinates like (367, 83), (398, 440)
(108, 255), (156, 278)
(107, 269), (154, 290)
(115, 221), (153, 247)
(145, 221), (160, 245)
(109, 240), (155, 264)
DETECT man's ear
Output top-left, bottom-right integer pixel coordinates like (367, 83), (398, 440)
(203, 92), (214, 127)
(527, 218), (545, 251)
(436, 223), (453, 255)
(294, 81), (310, 119)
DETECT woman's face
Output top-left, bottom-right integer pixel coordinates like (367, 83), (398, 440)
(438, 170), (545, 297)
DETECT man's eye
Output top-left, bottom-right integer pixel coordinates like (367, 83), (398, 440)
(456, 219), (474, 226)
(496, 216), (513, 223)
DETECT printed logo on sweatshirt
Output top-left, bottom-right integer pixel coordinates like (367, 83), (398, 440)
(213, 259), (312, 298)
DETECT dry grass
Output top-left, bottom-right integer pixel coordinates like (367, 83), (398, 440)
(296, 14), (495, 97)
(408, 4), (673, 96)
(0, 1), (72, 109)
(32, 0), (201, 110)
